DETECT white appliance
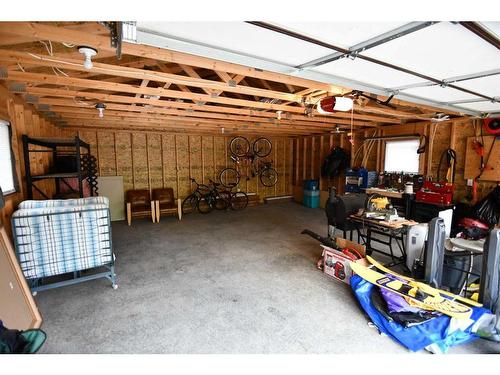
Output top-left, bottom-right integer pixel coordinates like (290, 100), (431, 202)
(405, 223), (428, 270)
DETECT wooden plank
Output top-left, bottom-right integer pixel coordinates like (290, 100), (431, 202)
(176, 135), (190, 198)
(0, 226), (42, 330)
(115, 132), (134, 193)
(189, 135), (202, 186)
(464, 135), (500, 181)
(202, 136), (214, 185)
(147, 133), (163, 190)
(97, 132), (116, 176)
(0, 22), (341, 91)
(161, 134), (178, 196)
(131, 133), (148, 190)
(1, 50), (304, 102)
(214, 136), (226, 189)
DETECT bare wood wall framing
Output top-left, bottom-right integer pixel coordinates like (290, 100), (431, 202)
(363, 119), (497, 202)
(70, 129), (293, 200)
(291, 119), (498, 205)
(291, 133), (351, 204)
(0, 84), (63, 235)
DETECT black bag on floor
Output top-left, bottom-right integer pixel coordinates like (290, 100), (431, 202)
(0, 320), (46, 354)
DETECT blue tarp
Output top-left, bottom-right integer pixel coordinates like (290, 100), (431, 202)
(350, 274), (491, 353)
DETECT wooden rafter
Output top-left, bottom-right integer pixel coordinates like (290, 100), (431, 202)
(0, 21), (462, 137)
(25, 87), (397, 124)
(0, 22), (341, 92)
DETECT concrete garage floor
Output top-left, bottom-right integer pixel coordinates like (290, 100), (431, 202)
(36, 202), (499, 354)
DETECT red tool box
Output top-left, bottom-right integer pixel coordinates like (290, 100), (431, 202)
(416, 181), (454, 205)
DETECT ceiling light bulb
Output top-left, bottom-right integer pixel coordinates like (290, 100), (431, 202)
(95, 103), (106, 118)
(78, 46), (98, 70)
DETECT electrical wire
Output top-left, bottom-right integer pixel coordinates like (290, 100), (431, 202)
(36, 41), (70, 78)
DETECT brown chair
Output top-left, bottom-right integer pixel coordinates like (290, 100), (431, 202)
(125, 189), (155, 226)
(152, 188), (182, 222)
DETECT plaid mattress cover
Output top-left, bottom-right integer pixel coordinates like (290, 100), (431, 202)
(19, 196), (109, 209)
(12, 200), (113, 279)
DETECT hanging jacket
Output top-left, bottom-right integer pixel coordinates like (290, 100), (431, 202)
(321, 147), (350, 178)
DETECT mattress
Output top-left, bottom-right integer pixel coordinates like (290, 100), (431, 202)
(12, 200), (113, 280)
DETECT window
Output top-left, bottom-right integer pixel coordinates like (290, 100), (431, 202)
(384, 139), (420, 173)
(0, 121), (16, 195)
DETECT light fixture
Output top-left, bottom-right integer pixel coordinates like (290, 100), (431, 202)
(276, 110), (282, 120)
(317, 96), (353, 114)
(78, 46), (98, 70)
(95, 103), (106, 118)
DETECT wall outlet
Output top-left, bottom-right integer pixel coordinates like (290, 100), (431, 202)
(467, 179), (474, 186)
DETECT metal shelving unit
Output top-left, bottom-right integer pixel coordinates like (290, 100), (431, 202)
(22, 135), (96, 199)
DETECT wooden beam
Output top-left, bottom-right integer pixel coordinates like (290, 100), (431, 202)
(0, 22), (342, 92)
(0, 50), (303, 102)
(62, 120), (316, 135)
(27, 87), (387, 126)
(49, 106), (335, 130)
(4, 70), (307, 113)
(40, 101), (375, 129)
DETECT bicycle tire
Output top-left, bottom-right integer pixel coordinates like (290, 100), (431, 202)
(253, 137), (272, 157)
(215, 192), (230, 210)
(231, 191), (249, 210)
(197, 195), (214, 214)
(229, 136), (250, 157)
(260, 167), (278, 187)
(219, 167), (240, 188)
(182, 194), (198, 214)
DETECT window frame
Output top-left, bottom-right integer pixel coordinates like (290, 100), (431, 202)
(0, 120), (18, 196)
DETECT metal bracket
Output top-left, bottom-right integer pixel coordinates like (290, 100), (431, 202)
(0, 67), (7, 80)
(37, 104), (50, 111)
(102, 21), (123, 60)
(228, 79), (237, 87)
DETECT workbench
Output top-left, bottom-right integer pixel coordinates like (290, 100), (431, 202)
(365, 188), (415, 219)
(349, 213), (418, 266)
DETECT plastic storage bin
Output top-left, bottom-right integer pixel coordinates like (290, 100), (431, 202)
(303, 189), (320, 208)
(303, 179), (319, 191)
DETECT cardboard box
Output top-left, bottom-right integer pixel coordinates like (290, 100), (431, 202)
(321, 236), (367, 285)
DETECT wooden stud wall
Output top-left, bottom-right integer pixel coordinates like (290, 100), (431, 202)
(71, 130), (293, 200)
(291, 133), (350, 203)
(291, 120), (497, 204)
(0, 85), (63, 235)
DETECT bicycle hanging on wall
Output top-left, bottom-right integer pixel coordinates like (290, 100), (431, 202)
(219, 136), (278, 188)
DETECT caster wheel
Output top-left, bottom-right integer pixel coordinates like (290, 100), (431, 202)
(112, 284), (118, 290)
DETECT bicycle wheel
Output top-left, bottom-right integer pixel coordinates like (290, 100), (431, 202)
(230, 191), (249, 210)
(197, 194), (214, 214)
(215, 191), (230, 210)
(260, 167), (278, 187)
(253, 137), (272, 157)
(182, 194), (198, 214)
(219, 167), (240, 188)
(229, 136), (250, 157)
